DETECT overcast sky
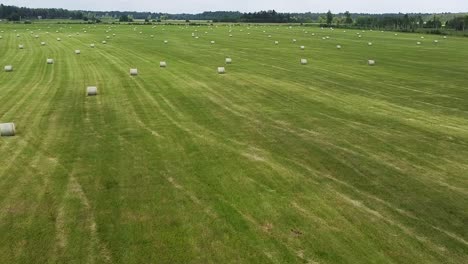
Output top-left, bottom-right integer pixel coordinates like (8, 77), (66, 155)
(1, 0), (467, 14)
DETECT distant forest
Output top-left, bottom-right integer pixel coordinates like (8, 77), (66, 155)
(0, 4), (467, 31)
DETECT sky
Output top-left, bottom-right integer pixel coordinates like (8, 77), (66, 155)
(1, 0), (467, 14)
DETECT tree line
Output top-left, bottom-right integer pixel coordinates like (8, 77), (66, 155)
(1, 4), (467, 32)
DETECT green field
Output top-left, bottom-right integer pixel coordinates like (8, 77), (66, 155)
(0, 23), (467, 264)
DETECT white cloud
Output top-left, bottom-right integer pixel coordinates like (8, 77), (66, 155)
(1, 0), (466, 13)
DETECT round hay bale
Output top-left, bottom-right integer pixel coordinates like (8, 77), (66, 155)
(434, 40), (439, 43)
(336, 45), (342, 49)
(292, 39), (297, 43)
(368, 42), (373, 46)
(417, 42), (421, 45)
(368, 60), (376, 66)
(87, 86), (98, 96)
(4, 65), (13, 72)
(300, 46), (305, 50)
(0, 123), (16, 137)
(300, 59), (308, 65)
(160, 61), (167, 67)
(47, 59), (54, 64)
(130, 69), (138, 76)
(57, 38), (61, 41)
(75, 50), (81, 54)
(443, 36), (447, 39)
(102, 41), (107, 44)
(41, 42), (46, 46)
(18, 44), (24, 49)
(164, 40), (168, 44)
(217, 67), (226, 74)
(90, 43), (95, 48)
(274, 41), (279, 45)
(0, 36), (2, 39)
(225, 58), (232, 64)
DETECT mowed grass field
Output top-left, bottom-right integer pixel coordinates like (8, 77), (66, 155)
(0, 23), (467, 264)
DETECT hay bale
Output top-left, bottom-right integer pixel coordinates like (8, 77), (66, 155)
(87, 86), (98, 96)
(0, 123), (16, 137)
(417, 42), (421, 45)
(90, 43), (95, 48)
(0, 36), (2, 39)
(41, 42), (46, 46)
(434, 40), (439, 43)
(130, 69), (138, 76)
(300, 59), (308, 65)
(164, 40), (168, 44)
(274, 41), (279, 45)
(75, 50), (81, 54)
(443, 36), (447, 39)
(217, 67), (226, 74)
(102, 41), (107, 44)
(368, 42), (373, 46)
(211, 41), (215, 44)
(4, 65), (13, 72)
(18, 44), (24, 49)
(46, 59), (54, 64)
(292, 39), (297, 43)
(160, 61), (167, 67)
(225, 58), (232, 64)
(337, 45), (342, 49)
(57, 38), (61, 41)
(300, 46), (305, 50)
(368, 60), (376, 66)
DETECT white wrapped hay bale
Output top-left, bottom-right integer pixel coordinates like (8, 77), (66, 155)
(90, 43), (95, 48)
(368, 60), (376, 66)
(368, 42), (373, 46)
(300, 46), (305, 50)
(4, 65), (13, 72)
(87, 86), (98, 96)
(130, 69), (138, 76)
(164, 40), (168, 44)
(274, 41), (279, 45)
(225, 58), (232, 64)
(75, 50), (81, 54)
(434, 40), (439, 43)
(337, 45), (342, 49)
(443, 36), (447, 39)
(19, 44), (24, 49)
(102, 41), (107, 44)
(46, 59), (54, 64)
(211, 41), (215, 44)
(57, 38), (61, 41)
(160, 61), (167, 67)
(217, 67), (226, 74)
(0, 123), (16, 137)
(41, 42), (46, 46)
(300, 59), (308, 65)
(417, 42), (421, 45)
(292, 39), (297, 43)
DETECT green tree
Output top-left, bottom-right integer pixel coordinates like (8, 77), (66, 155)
(344, 11), (353, 24)
(326, 10), (333, 25)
